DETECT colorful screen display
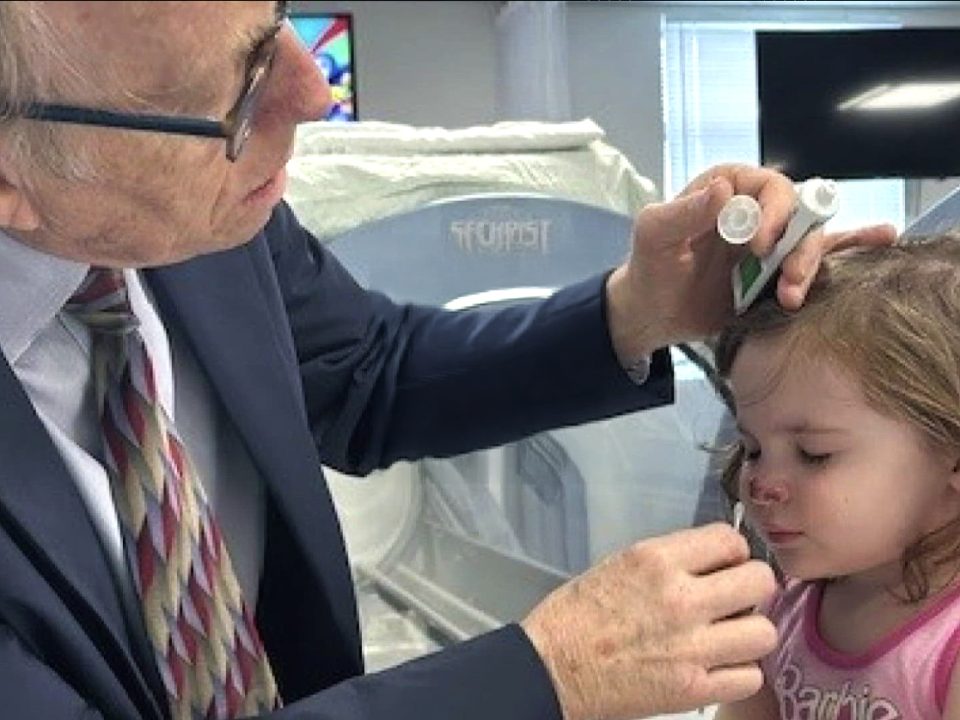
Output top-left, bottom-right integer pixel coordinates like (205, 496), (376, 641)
(290, 14), (356, 121)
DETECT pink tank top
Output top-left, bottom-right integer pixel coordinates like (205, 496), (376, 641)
(762, 579), (960, 719)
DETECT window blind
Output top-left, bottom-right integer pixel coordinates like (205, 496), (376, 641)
(662, 19), (905, 232)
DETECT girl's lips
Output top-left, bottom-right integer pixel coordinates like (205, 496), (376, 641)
(763, 528), (804, 545)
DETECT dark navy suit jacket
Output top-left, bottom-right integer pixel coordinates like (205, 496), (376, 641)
(0, 203), (674, 719)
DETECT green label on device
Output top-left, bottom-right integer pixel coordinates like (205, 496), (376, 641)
(738, 255), (762, 297)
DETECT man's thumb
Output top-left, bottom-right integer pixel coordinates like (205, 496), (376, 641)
(636, 177), (732, 247)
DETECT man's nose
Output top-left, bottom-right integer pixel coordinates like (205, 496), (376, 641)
(260, 26), (335, 125)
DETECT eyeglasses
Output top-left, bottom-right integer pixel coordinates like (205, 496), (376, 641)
(20, 1), (289, 162)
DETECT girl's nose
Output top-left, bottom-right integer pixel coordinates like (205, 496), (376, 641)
(748, 475), (789, 506)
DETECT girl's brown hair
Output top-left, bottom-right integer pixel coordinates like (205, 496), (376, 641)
(715, 233), (960, 601)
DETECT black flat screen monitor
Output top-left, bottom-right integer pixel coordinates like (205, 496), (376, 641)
(757, 28), (960, 180)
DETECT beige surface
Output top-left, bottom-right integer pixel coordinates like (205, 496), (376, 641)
(285, 118), (658, 242)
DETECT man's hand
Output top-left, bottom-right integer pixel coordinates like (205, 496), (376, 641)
(605, 164), (897, 364)
(521, 523), (777, 720)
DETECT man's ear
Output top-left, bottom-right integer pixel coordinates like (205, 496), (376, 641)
(0, 156), (40, 232)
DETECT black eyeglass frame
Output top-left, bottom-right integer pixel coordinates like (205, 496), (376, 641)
(19, 2), (288, 162)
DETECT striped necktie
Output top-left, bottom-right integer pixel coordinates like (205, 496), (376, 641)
(66, 268), (280, 719)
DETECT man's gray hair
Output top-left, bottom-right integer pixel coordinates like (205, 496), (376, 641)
(0, 2), (98, 183)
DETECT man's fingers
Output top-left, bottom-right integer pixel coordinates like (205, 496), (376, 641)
(745, 171), (796, 251)
(701, 664), (767, 707)
(522, 520), (779, 720)
(689, 164), (796, 250)
(652, 523), (751, 577)
(824, 222), (899, 252)
(636, 177), (733, 249)
(696, 558), (777, 621)
(681, 164), (796, 252)
(781, 222), (896, 284)
(702, 613), (778, 669)
(773, 228), (825, 310)
(776, 222), (899, 308)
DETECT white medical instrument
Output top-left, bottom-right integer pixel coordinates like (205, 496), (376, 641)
(731, 178), (839, 314)
(717, 195), (761, 245)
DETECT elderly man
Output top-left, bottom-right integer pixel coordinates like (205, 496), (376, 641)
(0, 2), (894, 719)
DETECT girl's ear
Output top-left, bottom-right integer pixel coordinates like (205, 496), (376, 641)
(948, 456), (960, 494)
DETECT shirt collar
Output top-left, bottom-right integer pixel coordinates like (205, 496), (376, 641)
(0, 229), (89, 366)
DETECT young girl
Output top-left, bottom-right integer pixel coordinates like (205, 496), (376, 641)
(712, 234), (960, 720)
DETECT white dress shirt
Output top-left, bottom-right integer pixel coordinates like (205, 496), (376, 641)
(0, 230), (266, 630)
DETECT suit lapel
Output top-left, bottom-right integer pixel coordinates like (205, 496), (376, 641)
(146, 238), (362, 688)
(0, 227), (358, 714)
(0, 356), (166, 719)
(146, 240), (322, 508)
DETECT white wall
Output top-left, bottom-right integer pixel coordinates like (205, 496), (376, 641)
(566, 3), (664, 192)
(292, 1), (501, 128)
(289, 1), (665, 183)
(292, 1), (960, 210)
(566, 1), (960, 202)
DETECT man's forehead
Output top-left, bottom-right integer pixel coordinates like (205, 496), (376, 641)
(43, 1), (258, 41)
(40, 1), (267, 101)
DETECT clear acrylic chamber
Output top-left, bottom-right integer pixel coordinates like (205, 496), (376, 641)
(320, 195), (734, 720)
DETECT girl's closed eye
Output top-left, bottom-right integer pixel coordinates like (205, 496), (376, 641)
(741, 441), (761, 462)
(798, 447), (831, 465)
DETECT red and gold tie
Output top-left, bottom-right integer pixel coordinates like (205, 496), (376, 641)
(67, 268), (280, 719)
